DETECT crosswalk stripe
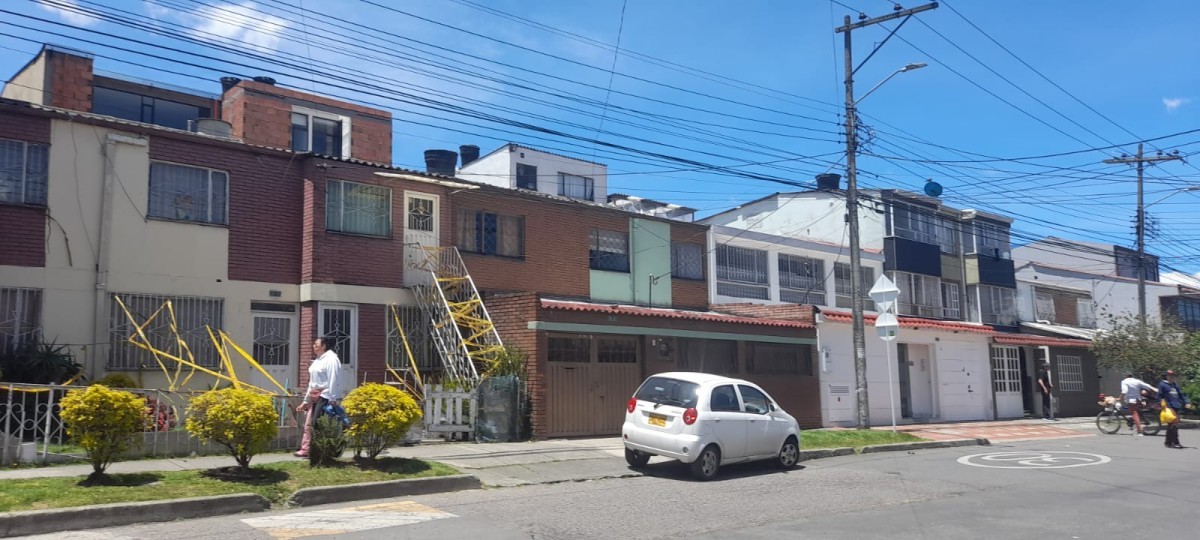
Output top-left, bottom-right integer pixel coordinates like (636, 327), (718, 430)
(241, 501), (457, 539)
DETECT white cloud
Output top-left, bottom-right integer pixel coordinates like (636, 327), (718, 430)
(1163, 97), (1191, 112)
(36, 0), (100, 27)
(189, 2), (288, 51)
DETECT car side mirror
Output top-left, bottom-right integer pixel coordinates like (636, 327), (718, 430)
(769, 402), (776, 412)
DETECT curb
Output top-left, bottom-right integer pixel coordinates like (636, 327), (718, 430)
(288, 474), (482, 507)
(0, 493), (270, 538)
(859, 438), (990, 454)
(797, 447), (856, 462)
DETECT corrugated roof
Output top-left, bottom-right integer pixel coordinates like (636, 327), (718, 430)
(993, 333), (1092, 348)
(819, 309), (995, 335)
(539, 299), (814, 329)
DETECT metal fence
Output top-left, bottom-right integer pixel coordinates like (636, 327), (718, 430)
(0, 383), (306, 464)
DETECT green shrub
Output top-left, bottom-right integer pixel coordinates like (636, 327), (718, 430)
(58, 385), (146, 480)
(91, 373), (138, 389)
(342, 383), (423, 459)
(185, 388), (278, 471)
(484, 345), (528, 378)
(0, 340), (82, 384)
(309, 415), (348, 467)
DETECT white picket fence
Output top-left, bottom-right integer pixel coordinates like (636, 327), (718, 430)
(423, 384), (476, 441)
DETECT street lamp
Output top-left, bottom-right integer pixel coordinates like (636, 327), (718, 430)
(1146, 185), (1200, 208)
(844, 61), (926, 429)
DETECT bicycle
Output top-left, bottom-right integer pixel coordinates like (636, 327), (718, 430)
(1095, 394), (1161, 436)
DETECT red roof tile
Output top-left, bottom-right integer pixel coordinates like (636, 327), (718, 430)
(993, 334), (1092, 348)
(820, 309), (995, 335)
(539, 299), (814, 329)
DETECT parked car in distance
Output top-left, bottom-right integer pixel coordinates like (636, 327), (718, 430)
(622, 372), (802, 480)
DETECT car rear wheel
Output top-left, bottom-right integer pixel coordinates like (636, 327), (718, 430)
(776, 436), (800, 469)
(689, 445), (721, 481)
(625, 448), (651, 468)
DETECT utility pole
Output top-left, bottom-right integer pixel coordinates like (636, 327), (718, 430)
(836, 2), (938, 429)
(1103, 143), (1181, 325)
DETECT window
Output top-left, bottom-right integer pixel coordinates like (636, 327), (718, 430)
(978, 285), (1017, 326)
(559, 173), (594, 200)
(0, 138), (49, 206)
(834, 263), (876, 310)
(747, 343), (813, 375)
(515, 163), (537, 190)
(676, 338), (737, 374)
(635, 376), (699, 408)
(319, 303), (355, 366)
(548, 335), (591, 363)
(291, 110), (347, 158)
(737, 385), (771, 414)
(892, 271), (943, 318)
(456, 209), (524, 257)
(671, 243), (704, 280)
(387, 305), (441, 372)
(327, 180), (391, 237)
(970, 222), (1011, 259)
(92, 86), (211, 130)
(778, 254), (826, 305)
(589, 229), (630, 272)
(709, 385), (740, 412)
(148, 162), (228, 225)
(598, 337), (637, 363)
(990, 345), (1021, 393)
(936, 217), (960, 254)
(941, 281), (961, 319)
(1077, 299), (1097, 328)
(109, 293), (223, 369)
(1035, 293), (1056, 322)
(1057, 355), (1084, 392)
(0, 288), (42, 353)
(715, 245), (768, 300)
(891, 202), (937, 244)
(252, 312), (292, 367)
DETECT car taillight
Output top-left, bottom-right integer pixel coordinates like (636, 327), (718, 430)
(627, 397), (637, 413)
(683, 407), (698, 425)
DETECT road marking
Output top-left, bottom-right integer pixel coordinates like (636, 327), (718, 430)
(241, 501), (457, 538)
(957, 451), (1111, 469)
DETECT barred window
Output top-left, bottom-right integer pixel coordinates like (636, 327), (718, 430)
(457, 208), (524, 257)
(327, 180), (391, 237)
(386, 305), (441, 373)
(715, 245), (768, 300)
(148, 162), (228, 225)
(1057, 355), (1084, 392)
(0, 288), (42, 353)
(109, 293), (223, 369)
(778, 254), (826, 305)
(834, 263), (876, 310)
(589, 229), (629, 272)
(671, 243), (704, 280)
(548, 335), (592, 363)
(598, 336), (637, 363)
(0, 138), (49, 206)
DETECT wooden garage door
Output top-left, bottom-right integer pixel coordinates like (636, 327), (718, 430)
(546, 334), (641, 437)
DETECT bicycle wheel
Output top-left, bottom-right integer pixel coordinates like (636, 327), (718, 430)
(1096, 411), (1122, 434)
(1142, 413), (1162, 436)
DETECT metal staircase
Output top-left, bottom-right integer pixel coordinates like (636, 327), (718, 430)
(408, 245), (503, 384)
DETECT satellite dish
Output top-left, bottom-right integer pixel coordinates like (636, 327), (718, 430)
(924, 179), (943, 197)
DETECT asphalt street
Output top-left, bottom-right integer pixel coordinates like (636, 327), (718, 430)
(23, 433), (1199, 540)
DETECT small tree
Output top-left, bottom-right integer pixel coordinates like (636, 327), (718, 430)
(1092, 314), (1200, 380)
(343, 383), (422, 459)
(186, 388), (278, 472)
(309, 415), (348, 467)
(59, 385), (146, 482)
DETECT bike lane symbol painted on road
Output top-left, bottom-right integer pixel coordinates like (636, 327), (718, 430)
(957, 451), (1111, 469)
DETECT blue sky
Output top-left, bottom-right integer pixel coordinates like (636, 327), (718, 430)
(4, 0), (1199, 275)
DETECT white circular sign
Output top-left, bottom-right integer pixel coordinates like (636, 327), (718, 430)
(957, 451), (1111, 469)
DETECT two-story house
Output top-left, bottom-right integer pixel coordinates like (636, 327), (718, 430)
(456, 143), (608, 204)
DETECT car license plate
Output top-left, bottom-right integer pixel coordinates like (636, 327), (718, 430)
(647, 413), (667, 427)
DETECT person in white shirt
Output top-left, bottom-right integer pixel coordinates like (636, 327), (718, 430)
(294, 337), (342, 457)
(1119, 372), (1157, 436)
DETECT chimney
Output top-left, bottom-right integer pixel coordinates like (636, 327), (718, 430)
(220, 76), (242, 92)
(815, 173), (841, 190)
(424, 149), (458, 176)
(459, 144), (480, 167)
(252, 76), (276, 85)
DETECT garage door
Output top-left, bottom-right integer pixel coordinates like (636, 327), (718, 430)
(546, 334), (641, 437)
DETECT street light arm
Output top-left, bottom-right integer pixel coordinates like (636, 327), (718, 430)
(1145, 186), (1200, 208)
(853, 63), (927, 106)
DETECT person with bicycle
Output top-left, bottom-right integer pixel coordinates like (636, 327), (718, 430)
(1119, 372), (1156, 436)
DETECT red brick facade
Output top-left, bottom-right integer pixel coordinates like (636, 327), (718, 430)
(670, 224), (709, 310)
(222, 81), (393, 164)
(46, 50), (93, 111)
(0, 110), (51, 267)
(483, 293), (543, 435)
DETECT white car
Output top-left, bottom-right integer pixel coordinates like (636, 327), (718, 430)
(622, 372), (802, 480)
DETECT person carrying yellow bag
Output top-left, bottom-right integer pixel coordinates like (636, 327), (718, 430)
(1157, 370), (1192, 449)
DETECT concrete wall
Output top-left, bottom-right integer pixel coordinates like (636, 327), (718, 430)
(459, 145), (608, 203)
(704, 194), (887, 251)
(1, 51), (48, 104)
(1016, 265), (1176, 327)
(457, 148), (513, 189)
(631, 218), (671, 306)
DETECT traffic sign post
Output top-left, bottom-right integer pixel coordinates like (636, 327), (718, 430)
(870, 275), (901, 432)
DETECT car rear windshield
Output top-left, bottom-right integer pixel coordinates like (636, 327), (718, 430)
(634, 376), (700, 409)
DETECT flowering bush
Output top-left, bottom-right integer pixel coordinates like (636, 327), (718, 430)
(59, 385), (146, 479)
(342, 383), (422, 459)
(185, 388), (278, 471)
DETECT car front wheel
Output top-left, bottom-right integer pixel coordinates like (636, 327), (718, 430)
(625, 448), (651, 468)
(776, 436), (800, 469)
(689, 445), (721, 481)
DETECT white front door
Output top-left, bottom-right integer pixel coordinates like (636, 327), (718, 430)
(991, 345), (1024, 418)
(250, 304), (298, 393)
(403, 192), (440, 287)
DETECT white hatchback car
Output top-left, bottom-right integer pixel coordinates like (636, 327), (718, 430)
(622, 372), (802, 480)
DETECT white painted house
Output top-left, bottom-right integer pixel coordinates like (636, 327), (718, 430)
(457, 143), (608, 204)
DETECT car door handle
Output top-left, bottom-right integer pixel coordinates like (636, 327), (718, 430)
(714, 418), (721, 423)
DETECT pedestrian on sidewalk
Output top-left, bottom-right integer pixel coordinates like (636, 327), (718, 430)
(295, 336), (343, 458)
(1158, 370), (1191, 449)
(1120, 372), (1157, 436)
(1038, 363), (1056, 421)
